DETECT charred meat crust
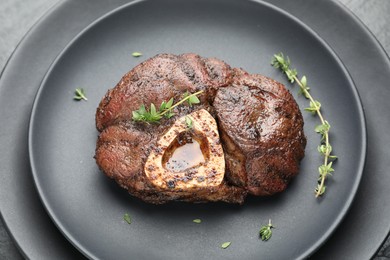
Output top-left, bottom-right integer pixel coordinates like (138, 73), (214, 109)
(95, 53), (306, 204)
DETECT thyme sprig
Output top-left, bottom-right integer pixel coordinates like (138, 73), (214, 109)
(259, 219), (274, 241)
(271, 53), (337, 197)
(132, 90), (203, 123)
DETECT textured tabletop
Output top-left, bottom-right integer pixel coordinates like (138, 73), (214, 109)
(0, 0), (389, 259)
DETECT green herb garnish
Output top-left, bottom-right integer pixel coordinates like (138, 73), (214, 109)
(123, 213), (131, 224)
(221, 242), (231, 249)
(271, 52), (337, 197)
(259, 219), (274, 241)
(132, 52), (142, 57)
(132, 90), (203, 123)
(193, 218), (201, 224)
(73, 88), (87, 101)
(185, 116), (193, 129)
(183, 91), (201, 106)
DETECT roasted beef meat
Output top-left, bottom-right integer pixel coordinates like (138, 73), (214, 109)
(95, 53), (306, 204)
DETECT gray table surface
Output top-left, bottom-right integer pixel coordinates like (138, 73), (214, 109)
(0, 0), (389, 259)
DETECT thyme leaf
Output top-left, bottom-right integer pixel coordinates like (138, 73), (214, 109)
(183, 91), (201, 106)
(74, 88), (87, 101)
(123, 213), (131, 224)
(132, 52), (142, 57)
(185, 116), (193, 129)
(221, 242), (231, 249)
(271, 52), (337, 198)
(193, 218), (201, 224)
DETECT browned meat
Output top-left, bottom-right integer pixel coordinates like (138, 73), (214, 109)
(95, 53), (306, 204)
(213, 68), (306, 195)
(95, 53), (232, 131)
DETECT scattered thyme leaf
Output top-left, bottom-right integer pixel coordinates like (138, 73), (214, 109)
(221, 242), (231, 249)
(123, 213), (131, 224)
(132, 52), (142, 57)
(271, 52), (337, 198)
(193, 219), (201, 224)
(74, 88), (87, 101)
(259, 219), (274, 241)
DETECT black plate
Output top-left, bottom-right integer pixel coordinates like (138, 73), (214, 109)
(28, 0), (366, 259)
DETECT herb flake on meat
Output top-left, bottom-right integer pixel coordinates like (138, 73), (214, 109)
(132, 90), (203, 123)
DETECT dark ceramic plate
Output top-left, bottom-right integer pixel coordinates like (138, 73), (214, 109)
(28, 0), (366, 259)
